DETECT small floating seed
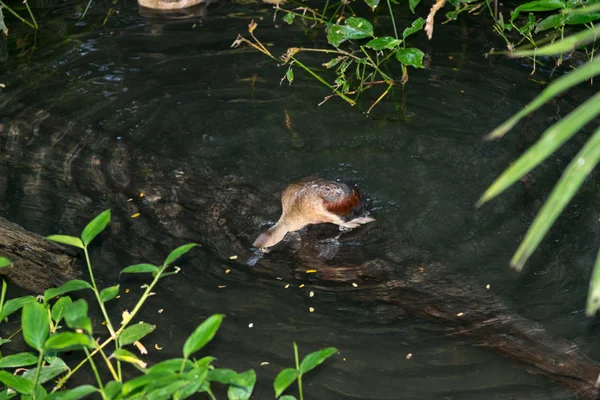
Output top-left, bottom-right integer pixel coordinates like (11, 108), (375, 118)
(486, 284), (490, 289)
(309, 307), (315, 313)
(309, 291), (314, 297)
(127, 198), (133, 202)
(285, 284), (290, 289)
(260, 362), (269, 366)
(457, 312), (464, 317)
(155, 344), (163, 350)
(140, 192), (145, 197)
(125, 289), (130, 293)
(218, 285), (226, 289)
(306, 269), (317, 273)
(299, 284), (305, 288)
(352, 283), (358, 287)
(131, 213), (141, 218)
(406, 353), (412, 360)
(229, 255), (238, 260)
(226, 269), (231, 274)
(249, 323), (254, 328)
(158, 309), (164, 313)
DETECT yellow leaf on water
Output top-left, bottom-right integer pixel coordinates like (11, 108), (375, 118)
(155, 344), (163, 350)
(131, 213), (140, 218)
(229, 255), (238, 260)
(306, 269), (317, 273)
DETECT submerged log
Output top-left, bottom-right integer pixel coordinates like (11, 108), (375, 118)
(0, 217), (80, 293)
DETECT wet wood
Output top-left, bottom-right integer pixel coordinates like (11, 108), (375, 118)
(0, 217), (80, 293)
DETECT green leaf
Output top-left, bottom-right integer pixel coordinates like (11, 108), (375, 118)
(103, 381), (123, 400)
(510, 0), (566, 21)
(22, 302), (49, 351)
(273, 368), (299, 398)
(148, 359), (195, 374)
(487, 57), (600, 140)
(207, 368), (238, 384)
(122, 372), (177, 396)
(0, 296), (35, 320)
(51, 296), (72, 325)
(565, 11), (600, 25)
(300, 347), (338, 374)
(322, 56), (345, 69)
(479, 90), (600, 206)
(0, 258), (11, 268)
(46, 235), (84, 249)
(43, 385), (98, 400)
(146, 380), (190, 399)
(535, 14), (565, 32)
(119, 323), (156, 346)
(22, 357), (69, 385)
(512, 25), (600, 56)
(280, 396), (297, 400)
(121, 263), (159, 274)
(100, 285), (119, 303)
(0, 352), (38, 368)
(44, 280), (92, 302)
(174, 380), (205, 400)
(587, 248), (600, 316)
(409, 0), (421, 13)
(182, 314), (224, 359)
(365, 36), (402, 50)
(0, 371), (34, 394)
(0, 7), (7, 36)
(402, 17), (425, 39)
(227, 369), (256, 400)
(286, 67), (294, 85)
(64, 299), (91, 334)
(81, 209), (110, 246)
(511, 127), (600, 270)
(327, 17), (374, 47)
(44, 332), (93, 352)
(0, 339), (11, 347)
(396, 48), (425, 68)
(112, 349), (147, 368)
(364, 0), (380, 11)
(283, 12), (295, 24)
(164, 243), (198, 266)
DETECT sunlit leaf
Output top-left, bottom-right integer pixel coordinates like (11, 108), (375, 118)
(487, 58), (600, 140)
(64, 299), (90, 334)
(586, 248), (600, 316)
(273, 368), (299, 398)
(22, 302), (49, 351)
(299, 347), (338, 374)
(402, 17), (425, 39)
(535, 14), (565, 32)
(0, 371), (33, 394)
(43, 385), (97, 400)
(146, 380), (189, 399)
(46, 235), (84, 249)
(111, 349), (147, 368)
(0, 258), (11, 268)
(119, 323), (156, 346)
(81, 209), (110, 246)
(364, 0), (380, 11)
(227, 369), (256, 400)
(365, 36), (402, 50)
(122, 372), (177, 396)
(148, 359), (194, 374)
(22, 358), (69, 385)
(102, 381), (122, 400)
(100, 285), (119, 303)
(44, 280), (92, 302)
(207, 368), (238, 384)
(44, 332), (93, 352)
(0, 352), (38, 368)
(510, 0), (566, 21)
(182, 314), (224, 359)
(409, 0), (421, 12)
(479, 91), (600, 205)
(51, 296), (72, 325)
(396, 48), (425, 68)
(327, 17), (374, 47)
(164, 243), (198, 266)
(0, 296), (35, 321)
(283, 12), (295, 24)
(511, 127), (600, 270)
(121, 263), (159, 274)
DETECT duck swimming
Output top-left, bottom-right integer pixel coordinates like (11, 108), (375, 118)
(253, 177), (375, 249)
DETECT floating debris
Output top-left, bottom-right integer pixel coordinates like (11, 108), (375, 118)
(131, 213), (141, 218)
(116, 295), (121, 299)
(134, 341), (148, 355)
(229, 255), (238, 260)
(457, 312), (464, 317)
(158, 309), (164, 314)
(309, 291), (314, 298)
(306, 269), (317, 273)
(299, 284), (305, 288)
(260, 361), (269, 366)
(309, 307), (315, 313)
(285, 284), (290, 289)
(486, 284), (490, 289)
(406, 353), (412, 360)
(343, 357), (347, 361)
(155, 344), (163, 350)
(127, 198), (133, 202)
(125, 289), (130, 293)
(352, 283), (358, 288)
(218, 285), (226, 289)
(226, 269), (231, 274)
(140, 192), (145, 197)
(249, 323), (254, 328)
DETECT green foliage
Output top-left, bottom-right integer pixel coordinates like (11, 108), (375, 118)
(22, 302), (49, 351)
(119, 323), (156, 346)
(182, 314), (224, 359)
(0, 258), (11, 268)
(46, 235), (83, 249)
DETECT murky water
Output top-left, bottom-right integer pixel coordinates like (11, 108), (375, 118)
(1, 0), (599, 398)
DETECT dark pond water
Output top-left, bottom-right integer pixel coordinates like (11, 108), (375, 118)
(1, 0), (599, 398)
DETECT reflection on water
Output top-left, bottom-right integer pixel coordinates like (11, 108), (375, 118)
(0, 1), (599, 398)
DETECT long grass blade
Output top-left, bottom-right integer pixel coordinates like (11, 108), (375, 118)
(479, 90), (600, 206)
(586, 247), (600, 316)
(487, 57), (600, 140)
(511, 25), (600, 57)
(511, 126), (600, 271)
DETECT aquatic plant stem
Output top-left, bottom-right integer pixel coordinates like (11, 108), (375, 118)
(85, 347), (107, 395)
(81, 0), (93, 20)
(386, 0), (399, 39)
(294, 342), (304, 400)
(0, 1), (36, 29)
(96, 342), (119, 382)
(23, 0), (37, 29)
(290, 57), (356, 105)
(32, 351), (43, 398)
(83, 246), (116, 337)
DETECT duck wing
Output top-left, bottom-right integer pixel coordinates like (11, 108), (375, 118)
(312, 180), (363, 218)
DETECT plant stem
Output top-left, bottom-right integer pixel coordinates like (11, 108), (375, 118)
(293, 342), (304, 400)
(386, 0), (399, 39)
(81, 0), (93, 20)
(96, 342), (119, 381)
(32, 351), (44, 398)
(290, 56), (356, 105)
(83, 246), (116, 337)
(84, 347), (106, 393)
(23, 0), (37, 29)
(0, 1), (36, 29)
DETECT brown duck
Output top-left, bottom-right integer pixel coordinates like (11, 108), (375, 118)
(253, 177), (375, 248)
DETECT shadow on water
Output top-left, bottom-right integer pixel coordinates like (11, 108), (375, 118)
(1, 0), (600, 398)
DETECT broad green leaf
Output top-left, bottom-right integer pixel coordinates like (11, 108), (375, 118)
(0, 352), (38, 368)
(121, 263), (159, 274)
(122, 372), (177, 396)
(119, 323), (156, 346)
(566, 11), (600, 25)
(402, 17), (425, 39)
(396, 48), (425, 68)
(479, 90), (600, 205)
(182, 314), (224, 358)
(146, 380), (190, 399)
(81, 209), (110, 246)
(148, 359), (194, 374)
(45, 332), (93, 352)
(0, 389), (15, 400)
(164, 243), (198, 266)
(510, 0), (566, 21)
(44, 280), (92, 302)
(111, 349), (147, 368)
(409, 0), (421, 12)
(512, 25), (600, 56)
(0, 7), (7, 36)
(273, 368), (299, 398)
(51, 296), (72, 325)
(364, 0), (380, 10)
(64, 299), (91, 334)
(46, 235), (84, 249)
(43, 385), (97, 400)
(207, 368), (238, 384)
(327, 17), (374, 47)
(100, 285), (119, 303)
(0, 372), (33, 394)
(535, 14), (565, 32)
(103, 381), (123, 400)
(22, 358), (69, 385)
(0, 258), (11, 268)
(174, 380), (204, 400)
(22, 302), (49, 351)
(365, 36), (402, 50)
(183, 363), (209, 382)
(487, 57), (600, 140)
(227, 369), (256, 400)
(511, 127), (600, 270)
(300, 347), (338, 374)
(283, 12), (295, 24)
(0, 296), (35, 320)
